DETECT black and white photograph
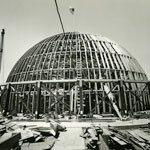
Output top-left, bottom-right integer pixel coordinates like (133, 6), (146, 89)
(0, 0), (150, 149)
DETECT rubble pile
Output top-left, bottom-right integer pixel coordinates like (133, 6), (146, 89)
(0, 117), (21, 150)
(81, 126), (104, 150)
(102, 125), (150, 150)
(81, 124), (150, 150)
(0, 117), (66, 150)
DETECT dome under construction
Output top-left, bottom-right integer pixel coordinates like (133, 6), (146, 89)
(2, 32), (150, 118)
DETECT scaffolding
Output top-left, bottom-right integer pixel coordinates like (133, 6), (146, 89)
(1, 32), (149, 118)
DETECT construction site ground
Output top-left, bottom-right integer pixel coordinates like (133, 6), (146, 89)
(12, 118), (150, 150)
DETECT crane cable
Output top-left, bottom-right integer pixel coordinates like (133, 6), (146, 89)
(54, 0), (65, 33)
(0, 29), (5, 84)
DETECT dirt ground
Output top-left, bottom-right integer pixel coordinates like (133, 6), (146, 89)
(13, 118), (150, 150)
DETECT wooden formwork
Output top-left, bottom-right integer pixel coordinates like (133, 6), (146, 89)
(0, 79), (150, 118)
(0, 32), (149, 117)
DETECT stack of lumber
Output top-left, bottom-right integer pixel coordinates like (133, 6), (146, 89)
(133, 111), (150, 119)
(0, 118), (21, 150)
(102, 126), (150, 150)
(0, 118), (66, 150)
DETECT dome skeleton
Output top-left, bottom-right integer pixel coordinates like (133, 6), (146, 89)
(1, 32), (150, 118)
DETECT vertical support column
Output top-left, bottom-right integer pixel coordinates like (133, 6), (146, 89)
(35, 81), (41, 119)
(147, 82), (150, 109)
(102, 91), (106, 113)
(18, 94), (21, 113)
(95, 83), (100, 114)
(44, 95), (46, 114)
(79, 79), (83, 117)
(118, 80), (126, 115)
(143, 94), (146, 110)
(13, 93), (16, 112)
(129, 92), (133, 113)
(32, 92), (35, 114)
(48, 96), (51, 113)
(88, 83), (92, 116)
(15, 94), (19, 114)
(62, 96), (65, 113)
(109, 103), (112, 113)
(74, 86), (77, 114)
(62, 82), (65, 114)
(49, 83), (52, 113)
(27, 94), (30, 113)
(3, 84), (11, 116)
(133, 94), (137, 112)
(148, 82), (150, 101)
(0, 86), (3, 112)
(55, 83), (59, 115)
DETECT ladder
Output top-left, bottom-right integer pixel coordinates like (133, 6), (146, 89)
(76, 85), (81, 114)
(76, 58), (82, 79)
(70, 85), (81, 114)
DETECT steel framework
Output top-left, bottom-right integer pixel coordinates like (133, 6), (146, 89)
(0, 32), (149, 118)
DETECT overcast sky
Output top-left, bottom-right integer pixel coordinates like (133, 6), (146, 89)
(0, 0), (150, 83)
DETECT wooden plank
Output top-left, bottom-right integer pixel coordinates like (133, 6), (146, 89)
(103, 52), (110, 69)
(101, 42), (109, 53)
(112, 54), (120, 69)
(102, 91), (106, 113)
(92, 41), (102, 78)
(83, 40), (90, 78)
(105, 42), (115, 53)
(96, 42), (106, 68)
(112, 44), (122, 55)
(122, 56), (130, 71)
(21, 136), (56, 150)
(129, 137), (147, 150)
(49, 41), (60, 79)
(98, 134), (109, 150)
(32, 92), (35, 114)
(110, 136), (127, 146)
(117, 55), (126, 70)
(0, 133), (21, 150)
(133, 129), (150, 142)
(89, 86), (92, 114)
(127, 130), (145, 143)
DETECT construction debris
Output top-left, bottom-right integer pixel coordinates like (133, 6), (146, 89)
(0, 117), (66, 150)
(102, 125), (150, 150)
(0, 132), (21, 150)
(81, 126), (103, 150)
(0, 117), (21, 150)
(133, 111), (150, 119)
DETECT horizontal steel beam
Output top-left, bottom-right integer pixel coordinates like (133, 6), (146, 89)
(0, 79), (149, 86)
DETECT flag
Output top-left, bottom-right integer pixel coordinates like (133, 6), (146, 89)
(69, 6), (75, 15)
